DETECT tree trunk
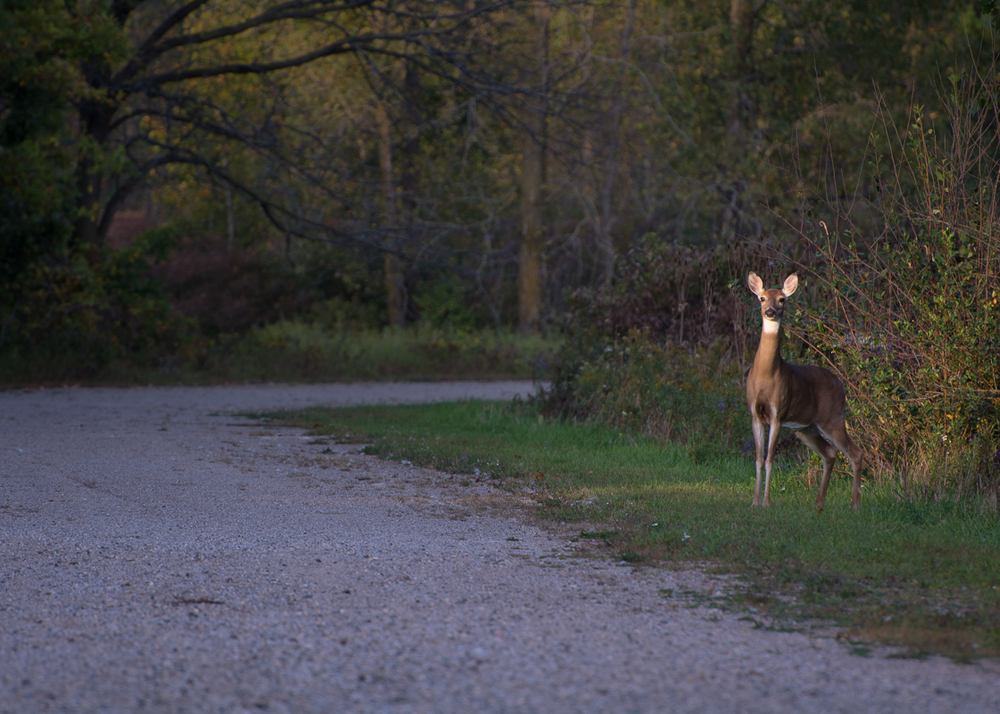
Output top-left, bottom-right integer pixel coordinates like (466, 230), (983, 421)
(730, 0), (756, 78)
(73, 101), (115, 250)
(518, 6), (550, 334)
(378, 102), (406, 328)
(727, 0), (761, 146)
(594, 0), (637, 287)
(225, 184), (235, 252)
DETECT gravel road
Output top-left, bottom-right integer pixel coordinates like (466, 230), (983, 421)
(2, 382), (998, 713)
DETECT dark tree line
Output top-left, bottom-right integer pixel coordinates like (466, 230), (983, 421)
(1, 1), (995, 367)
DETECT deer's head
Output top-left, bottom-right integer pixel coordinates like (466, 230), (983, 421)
(748, 272), (798, 332)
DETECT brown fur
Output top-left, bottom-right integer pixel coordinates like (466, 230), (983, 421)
(745, 272), (863, 510)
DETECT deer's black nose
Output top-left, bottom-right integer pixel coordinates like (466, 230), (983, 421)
(764, 308), (776, 318)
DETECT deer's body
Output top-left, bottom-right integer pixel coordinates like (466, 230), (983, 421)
(746, 272), (863, 510)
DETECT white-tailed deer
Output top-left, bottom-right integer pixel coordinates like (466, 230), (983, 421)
(746, 272), (863, 510)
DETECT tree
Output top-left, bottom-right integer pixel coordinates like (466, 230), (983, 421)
(518, 5), (550, 333)
(1, 0), (574, 341)
(5, 0), (988, 358)
(66, 1), (536, 245)
(0, 1), (125, 282)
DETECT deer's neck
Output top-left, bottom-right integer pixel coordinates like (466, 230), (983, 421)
(753, 324), (784, 375)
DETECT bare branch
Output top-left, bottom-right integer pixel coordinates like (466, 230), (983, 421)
(113, 0), (213, 84)
(145, 0), (376, 56)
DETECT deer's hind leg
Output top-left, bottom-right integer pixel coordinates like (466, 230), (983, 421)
(822, 424), (864, 510)
(795, 426), (839, 511)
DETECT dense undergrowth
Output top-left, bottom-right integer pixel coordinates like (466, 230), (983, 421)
(544, 75), (1000, 509)
(0, 221), (556, 386)
(200, 324), (556, 383)
(0, 322), (556, 386)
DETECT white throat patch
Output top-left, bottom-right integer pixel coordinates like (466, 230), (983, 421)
(762, 319), (780, 335)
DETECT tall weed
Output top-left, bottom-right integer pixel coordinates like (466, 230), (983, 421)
(202, 323), (558, 383)
(565, 332), (745, 457)
(787, 76), (1000, 503)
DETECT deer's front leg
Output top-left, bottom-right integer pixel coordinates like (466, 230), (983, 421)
(751, 417), (767, 506)
(763, 417), (781, 507)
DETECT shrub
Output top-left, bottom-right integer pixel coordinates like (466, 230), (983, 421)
(543, 234), (762, 421)
(788, 86), (1000, 503)
(200, 323), (558, 383)
(566, 331), (746, 456)
(0, 242), (196, 382)
(546, 72), (1000, 507)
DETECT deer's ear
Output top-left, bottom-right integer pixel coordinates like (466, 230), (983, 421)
(783, 273), (799, 296)
(748, 272), (764, 296)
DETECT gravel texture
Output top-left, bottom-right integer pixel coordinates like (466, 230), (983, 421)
(1, 382), (998, 714)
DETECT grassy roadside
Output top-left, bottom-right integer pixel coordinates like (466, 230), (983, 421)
(270, 398), (1000, 662)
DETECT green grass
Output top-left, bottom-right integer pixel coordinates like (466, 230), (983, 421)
(270, 398), (1000, 661)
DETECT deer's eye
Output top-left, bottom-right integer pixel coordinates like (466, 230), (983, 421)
(759, 296), (765, 302)
(778, 298), (785, 303)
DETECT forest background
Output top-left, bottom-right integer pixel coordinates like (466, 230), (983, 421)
(2, 0), (1000, 499)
